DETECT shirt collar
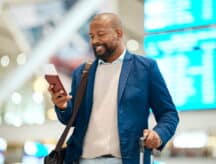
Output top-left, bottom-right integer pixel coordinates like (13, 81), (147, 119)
(98, 49), (126, 65)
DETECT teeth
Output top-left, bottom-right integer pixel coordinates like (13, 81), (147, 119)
(96, 45), (103, 51)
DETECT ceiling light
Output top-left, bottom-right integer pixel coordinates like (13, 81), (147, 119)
(11, 92), (22, 104)
(17, 53), (26, 65)
(33, 76), (48, 94)
(32, 92), (44, 104)
(0, 55), (10, 67)
(126, 39), (139, 51)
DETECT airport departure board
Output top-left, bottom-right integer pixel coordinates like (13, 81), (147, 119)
(144, 0), (216, 32)
(144, 28), (216, 111)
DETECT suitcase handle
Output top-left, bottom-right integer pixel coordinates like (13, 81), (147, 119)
(139, 136), (148, 164)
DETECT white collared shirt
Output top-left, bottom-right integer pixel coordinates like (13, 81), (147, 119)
(98, 49), (126, 65)
(82, 49), (126, 158)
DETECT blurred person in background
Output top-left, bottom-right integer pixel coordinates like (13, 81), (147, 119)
(48, 12), (179, 164)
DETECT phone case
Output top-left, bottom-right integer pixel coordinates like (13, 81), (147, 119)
(45, 75), (67, 96)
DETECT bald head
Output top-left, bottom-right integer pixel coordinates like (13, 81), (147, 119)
(89, 12), (125, 62)
(91, 13), (123, 30)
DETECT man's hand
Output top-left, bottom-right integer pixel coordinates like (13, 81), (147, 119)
(143, 129), (162, 149)
(48, 85), (72, 110)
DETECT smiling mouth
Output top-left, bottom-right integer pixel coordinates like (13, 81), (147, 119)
(94, 45), (105, 54)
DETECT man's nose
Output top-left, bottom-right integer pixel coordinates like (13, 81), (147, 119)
(91, 36), (100, 45)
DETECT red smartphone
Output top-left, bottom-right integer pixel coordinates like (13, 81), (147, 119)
(45, 75), (67, 96)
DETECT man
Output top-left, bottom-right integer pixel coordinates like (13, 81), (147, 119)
(48, 13), (179, 164)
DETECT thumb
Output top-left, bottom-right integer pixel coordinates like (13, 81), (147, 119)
(67, 95), (72, 100)
(143, 129), (150, 138)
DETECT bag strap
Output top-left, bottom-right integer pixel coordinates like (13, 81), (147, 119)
(55, 62), (92, 151)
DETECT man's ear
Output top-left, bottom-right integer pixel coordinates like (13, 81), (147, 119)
(116, 28), (123, 38)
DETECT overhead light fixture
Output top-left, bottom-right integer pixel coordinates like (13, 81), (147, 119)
(11, 92), (22, 105)
(126, 39), (139, 51)
(17, 53), (26, 65)
(32, 92), (44, 104)
(33, 76), (48, 94)
(0, 55), (10, 67)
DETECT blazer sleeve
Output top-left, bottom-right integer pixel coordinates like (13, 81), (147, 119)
(148, 60), (179, 150)
(54, 71), (77, 125)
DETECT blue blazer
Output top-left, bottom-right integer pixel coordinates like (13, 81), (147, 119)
(55, 51), (179, 164)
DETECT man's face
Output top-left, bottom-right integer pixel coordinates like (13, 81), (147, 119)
(89, 19), (119, 61)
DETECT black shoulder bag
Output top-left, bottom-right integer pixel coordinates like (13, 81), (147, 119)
(44, 63), (92, 164)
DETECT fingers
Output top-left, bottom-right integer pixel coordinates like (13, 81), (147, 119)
(48, 85), (72, 109)
(52, 90), (65, 99)
(54, 95), (72, 105)
(52, 94), (72, 109)
(48, 85), (54, 94)
(143, 129), (161, 149)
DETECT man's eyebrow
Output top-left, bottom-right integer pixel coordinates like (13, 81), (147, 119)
(89, 30), (105, 35)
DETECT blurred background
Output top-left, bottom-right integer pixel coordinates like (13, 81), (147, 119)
(0, 0), (215, 163)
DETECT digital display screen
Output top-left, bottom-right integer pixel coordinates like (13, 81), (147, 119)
(144, 28), (216, 111)
(144, 0), (216, 32)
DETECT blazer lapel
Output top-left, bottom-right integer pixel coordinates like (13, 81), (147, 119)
(118, 51), (133, 103)
(84, 52), (133, 112)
